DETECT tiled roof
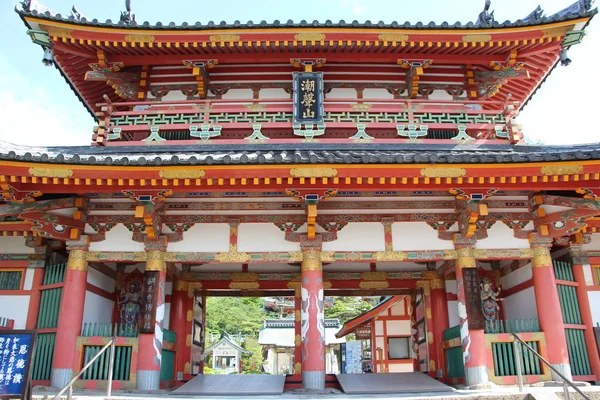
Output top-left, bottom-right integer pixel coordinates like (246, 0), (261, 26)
(16, 2), (597, 31)
(2, 141), (600, 166)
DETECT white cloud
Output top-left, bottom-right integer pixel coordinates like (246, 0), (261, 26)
(340, 0), (368, 16)
(0, 54), (92, 147)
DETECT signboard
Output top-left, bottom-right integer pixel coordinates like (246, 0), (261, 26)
(293, 71), (324, 124)
(139, 271), (159, 334)
(341, 341), (363, 374)
(463, 269), (484, 330)
(0, 330), (36, 400)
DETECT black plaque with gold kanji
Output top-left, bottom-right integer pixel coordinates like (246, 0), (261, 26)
(293, 71), (324, 124)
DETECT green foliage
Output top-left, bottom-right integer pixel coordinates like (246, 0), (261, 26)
(325, 297), (378, 323)
(241, 337), (265, 374)
(206, 297), (267, 336)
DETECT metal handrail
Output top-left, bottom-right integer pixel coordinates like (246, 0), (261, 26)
(52, 337), (116, 400)
(511, 333), (590, 400)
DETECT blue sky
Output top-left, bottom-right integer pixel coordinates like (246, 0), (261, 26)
(0, 0), (598, 146)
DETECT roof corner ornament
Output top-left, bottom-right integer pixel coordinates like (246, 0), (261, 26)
(560, 49), (572, 66)
(523, 5), (544, 23)
(71, 5), (86, 21)
(476, 0), (495, 27)
(551, 0), (594, 19)
(119, 0), (136, 25)
(42, 48), (54, 66)
(20, 0), (55, 14)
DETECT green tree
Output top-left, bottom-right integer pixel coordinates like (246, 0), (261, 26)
(325, 297), (377, 323)
(205, 297), (267, 336)
(241, 337), (264, 374)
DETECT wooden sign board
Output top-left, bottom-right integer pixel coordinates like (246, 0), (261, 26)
(463, 269), (485, 330)
(139, 271), (159, 334)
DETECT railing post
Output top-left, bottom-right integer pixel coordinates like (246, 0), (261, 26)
(513, 340), (524, 392)
(107, 338), (116, 398)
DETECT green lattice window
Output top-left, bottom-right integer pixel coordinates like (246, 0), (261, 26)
(593, 266), (600, 286)
(0, 271), (22, 290)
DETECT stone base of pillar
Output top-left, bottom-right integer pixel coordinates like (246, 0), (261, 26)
(136, 370), (161, 390)
(51, 368), (72, 388)
(550, 363), (572, 382)
(302, 370), (325, 390)
(465, 366), (489, 388)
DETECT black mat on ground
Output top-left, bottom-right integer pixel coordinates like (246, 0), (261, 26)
(171, 374), (286, 396)
(336, 372), (453, 394)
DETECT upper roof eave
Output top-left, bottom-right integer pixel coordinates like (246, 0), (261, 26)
(16, 6), (597, 34)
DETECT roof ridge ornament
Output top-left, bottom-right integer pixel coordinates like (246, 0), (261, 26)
(20, 0), (56, 15)
(119, 0), (136, 25)
(551, 0), (594, 19)
(70, 4), (85, 21)
(523, 5), (545, 23)
(476, 0), (495, 27)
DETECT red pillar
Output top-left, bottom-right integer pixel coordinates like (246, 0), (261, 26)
(136, 239), (168, 390)
(300, 248), (325, 390)
(294, 289), (302, 376)
(430, 279), (449, 378)
(26, 267), (45, 330)
(571, 255), (600, 380)
(530, 235), (571, 380)
(51, 237), (89, 388)
(170, 279), (188, 381)
(454, 235), (488, 387)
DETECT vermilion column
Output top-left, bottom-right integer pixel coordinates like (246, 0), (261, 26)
(26, 267), (45, 330)
(300, 247), (325, 390)
(570, 245), (600, 381)
(294, 289), (302, 375)
(530, 234), (571, 380)
(430, 278), (449, 378)
(137, 239), (167, 390)
(454, 235), (488, 387)
(170, 280), (188, 381)
(51, 236), (90, 388)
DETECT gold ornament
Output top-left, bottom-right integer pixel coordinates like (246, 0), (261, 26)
(145, 251), (166, 272)
(215, 252), (251, 263)
(378, 33), (409, 42)
(532, 247), (552, 268)
(229, 282), (260, 290)
(231, 272), (259, 282)
(289, 251), (303, 262)
(372, 251), (407, 261)
(540, 165), (583, 175)
(427, 332), (433, 343)
(184, 362), (191, 374)
(290, 168), (337, 178)
(430, 279), (445, 290)
(186, 334), (191, 347)
(124, 34), (155, 43)
(462, 34), (492, 42)
(420, 168), (466, 178)
(301, 250), (322, 272)
(159, 169), (205, 179)
(175, 280), (188, 291)
(210, 34), (241, 42)
(416, 280), (431, 296)
(294, 33), (326, 41)
(359, 281), (389, 289)
(429, 360), (436, 371)
(456, 247), (476, 269)
(67, 250), (88, 271)
(294, 362), (302, 374)
(187, 282), (203, 298)
(295, 334), (302, 346)
(362, 271), (388, 281)
(29, 167), (73, 178)
(187, 310), (193, 322)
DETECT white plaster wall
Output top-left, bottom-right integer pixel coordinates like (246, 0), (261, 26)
(447, 300), (459, 327)
(158, 91), (188, 102)
(249, 263), (299, 273)
(0, 295), (29, 329)
(386, 320), (411, 334)
(323, 223), (385, 252)
(163, 303), (171, 330)
(238, 224), (300, 252)
(392, 223), (455, 251)
(375, 320), (384, 335)
(165, 282), (173, 296)
(428, 90), (454, 101)
(362, 89), (393, 99)
(588, 292), (600, 325)
(390, 302), (405, 316)
(445, 280), (457, 295)
(83, 292), (114, 324)
(583, 234), (600, 251)
(327, 88), (356, 99)
(502, 264), (532, 289)
(89, 224), (146, 252)
(222, 89), (253, 100)
(259, 88), (289, 99)
(23, 268), (35, 290)
(476, 223), (530, 249)
(583, 265), (594, 286)
(389, 363), (413, 373)
(504, 287), (538, 320)
(168, 223), (230, 252)
(87, 268), (115, 293)
(0, 237), (33, 254)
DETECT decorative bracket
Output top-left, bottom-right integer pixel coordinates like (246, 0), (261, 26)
(285, 188), (338, 241)
(135, 204), (163, 241)
(183, 59), (218, 98)
(18, 198), (87, 241)
(452, 125), (472, 141)
(142, 126), (165, 142)
(89, 50), (124, 73)
(122, 189), (173, 205)
(84, 69), (139, 100)
(349, 124), (373, 140)
(397, 60), (432, 98)
(245, 124), (270, 140)
(531, 194), (600, 238)
(293, 123), (325, 140)
(290, 58), (326, 72)
(0, 184), (42, 203)
(449, 188), (498, 202)
(397, 124), (428, 140)
(190, 125), (222, 141)
(456, 201), (489, 239)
